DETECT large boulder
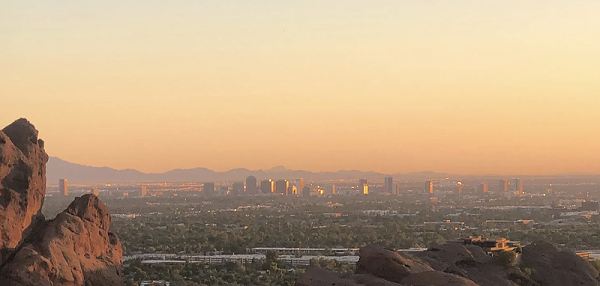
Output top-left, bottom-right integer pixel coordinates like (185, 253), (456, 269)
(521, 241), (600, 286)
(0, 119), (48, 261)
(0, 194), (123, 286)
(415, 243), (518, 286)
(356, 246), (434, 283)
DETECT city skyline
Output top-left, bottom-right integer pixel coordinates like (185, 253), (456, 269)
(3, 1), (600, 175)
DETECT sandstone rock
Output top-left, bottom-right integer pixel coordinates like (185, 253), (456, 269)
(401, 271), (481, 286)
(0, 118), (48, 261)
(356, 245), (434, 283)
(0, 194), (123, 286)
(521, 241), (600, 286)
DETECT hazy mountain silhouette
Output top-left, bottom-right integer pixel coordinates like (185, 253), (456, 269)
(50, 156), (569, 184)
(47, 157), (462, 184)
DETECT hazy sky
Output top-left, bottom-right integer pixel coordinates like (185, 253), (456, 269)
(2, 1), (600, 175)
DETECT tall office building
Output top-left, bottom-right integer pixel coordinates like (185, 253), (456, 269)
(59, 179), (68, 196)
(457, 182), (463, 195)
(295, 179), (305, 196)
(204, 182), (215, 194)
(499, 179), (508, 192)
(302, 186), (311, 197)
(92, 188), (100, 196)
(359, 178), (368, 188)
(260, 179), (275, 193)
(425, 181), (434, 194)
(362, 184), (369, 195)
(478, 182), (488, 194)
(514, 178), (523, 195)
(395, 183), (400, 195)
(232, 182), (245, 195)
(141, 185), (147, 197)
(384, 176), (394, 194)
(276, 180), (289, 195)
(246, 176), (257, 194)
(331, 184), (336, 195)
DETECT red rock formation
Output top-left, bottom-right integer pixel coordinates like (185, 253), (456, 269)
(521, 241), (600, 286)
(355, 245), (434, 283)
(0, 119), (123, 286)
(0, 119), (48, 258)
(0, 194), (123, 286)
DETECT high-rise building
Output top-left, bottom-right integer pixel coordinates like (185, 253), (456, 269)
(260, 179), (275, 193)
(295, 179), (305, 196)
(331, 184), (336, 195)
(59, 179), (68, 196)
(457, 182), (463, 195)
(395, 183), (400, 195)
(499, 179), (508, 192)
(362, 184), (369, 195)
(425, 181), (434, 194)
(384, 176), (394, 194)
(92, 188), (100, 196)
(204, 182), (215, 194)
(246, 176), (257, 194)
(141, 186), (147, 197)
(514, 179), (523, 195)
(478, 182), (488, 194)
(276, 180), (289, 195)
(359, 178), (368, 188)
(303, 186), (311, 197)
(232, 182), (245, 195)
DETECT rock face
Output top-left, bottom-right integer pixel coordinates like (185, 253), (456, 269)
(401, 271), (481, 286)
(0, 119), (123, 286)
(521, 241), (600, 286)
(297, 240), (600, 286)
(356, 246), (434, 283)
(0, 119), (48, 258)
(414, 243), (522, 286)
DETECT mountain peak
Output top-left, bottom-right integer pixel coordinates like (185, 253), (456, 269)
(266, 166), (289, 172)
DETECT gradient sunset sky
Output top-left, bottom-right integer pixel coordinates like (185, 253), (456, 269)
(2, 1), (600, 175)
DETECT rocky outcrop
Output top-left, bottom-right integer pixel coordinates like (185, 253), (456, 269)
(0, 119), (48, 261)
(0, 194), (123, 286)
(0, 119), (123, 286)
(401, 271), (481, 286)
(521, 241), (600, 286)
(415, 243), (521, 286)
(356, 246), (434, 283)
(297, 239), (600, 286)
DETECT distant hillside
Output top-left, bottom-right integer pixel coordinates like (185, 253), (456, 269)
(46, 157), (474, 184)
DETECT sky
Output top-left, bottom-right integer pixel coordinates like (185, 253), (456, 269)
(1, 1), (600, 175)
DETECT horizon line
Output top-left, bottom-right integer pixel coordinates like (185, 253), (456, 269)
(48, 156), (599, 178)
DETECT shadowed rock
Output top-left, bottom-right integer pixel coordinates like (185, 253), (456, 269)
(521, 241), (600, 286)
(296, 267), (361, 286)
(356, 245), (434, 283)
(401, 271), (481, 286)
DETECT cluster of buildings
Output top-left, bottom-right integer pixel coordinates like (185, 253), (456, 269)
(56, 176), (526, 198)
(423, 178), (524, 196)
(202, 177), (391, 197)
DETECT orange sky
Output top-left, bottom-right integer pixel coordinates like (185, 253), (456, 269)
(2, 1), (600, 175)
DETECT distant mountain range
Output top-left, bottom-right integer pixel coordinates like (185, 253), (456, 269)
(47, 157), (459, 184)
(48, 157), (598, 184)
